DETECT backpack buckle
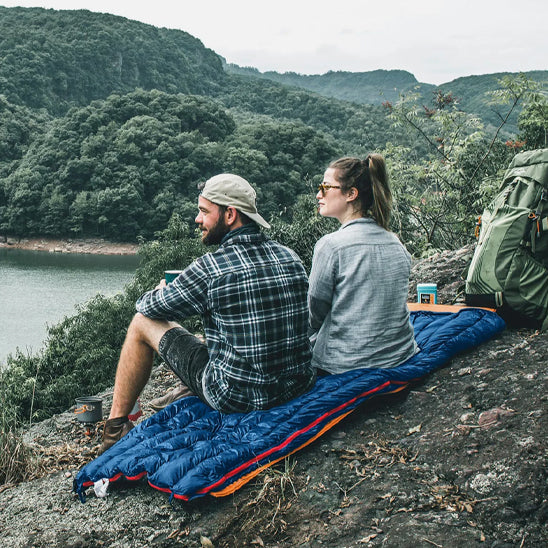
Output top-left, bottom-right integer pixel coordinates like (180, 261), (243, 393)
(495, 292), (504, 307)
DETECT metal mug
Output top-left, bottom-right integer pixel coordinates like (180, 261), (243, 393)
(74, 396), (103, 424)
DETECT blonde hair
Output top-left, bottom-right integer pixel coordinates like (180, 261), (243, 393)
(329, 154), (392, 230)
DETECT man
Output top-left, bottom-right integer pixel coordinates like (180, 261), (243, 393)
(100, 173), (316, 454)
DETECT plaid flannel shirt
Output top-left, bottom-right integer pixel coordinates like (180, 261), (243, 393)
(136, 227), (316, 413)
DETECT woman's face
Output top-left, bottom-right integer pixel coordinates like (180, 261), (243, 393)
(316, 168), (349, 222)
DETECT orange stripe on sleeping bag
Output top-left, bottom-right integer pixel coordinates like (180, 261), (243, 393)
(210, 410), (354, 497)
(210, 382), (410, 497)
(89, 380), (409, 500)
(407, 303), (496, 313)
(201, 381), (410, 498)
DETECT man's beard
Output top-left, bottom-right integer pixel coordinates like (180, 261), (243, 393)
(201, 216), (230, 246)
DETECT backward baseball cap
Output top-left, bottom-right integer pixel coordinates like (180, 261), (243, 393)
(200, 173), (271, 229)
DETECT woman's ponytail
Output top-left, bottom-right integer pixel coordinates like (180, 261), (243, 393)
(367, 154), (392, 230)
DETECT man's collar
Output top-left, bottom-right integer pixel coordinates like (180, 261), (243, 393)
(220, 223), (261, 244)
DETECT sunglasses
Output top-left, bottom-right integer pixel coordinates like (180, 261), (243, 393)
(317, 184), (341, 196)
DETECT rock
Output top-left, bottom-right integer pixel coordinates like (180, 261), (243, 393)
(478, 407), (515, 428)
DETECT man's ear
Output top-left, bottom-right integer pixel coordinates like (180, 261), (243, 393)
(225, 206), (239, 226)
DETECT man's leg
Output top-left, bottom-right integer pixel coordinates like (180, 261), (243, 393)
(100, 313), (176, 454)
(109, 313), (176, 419)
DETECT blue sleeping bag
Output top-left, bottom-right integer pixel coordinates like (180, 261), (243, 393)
(74, 308), (505, 502)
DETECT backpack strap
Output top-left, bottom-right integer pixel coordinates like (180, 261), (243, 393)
(529, 188), (548, 253)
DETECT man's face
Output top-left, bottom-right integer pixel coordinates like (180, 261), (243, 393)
(195, 196), (230, 245)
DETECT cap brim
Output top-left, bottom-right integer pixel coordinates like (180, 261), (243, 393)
(246, 212), (270, 229)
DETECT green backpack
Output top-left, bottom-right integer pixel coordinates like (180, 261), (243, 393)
(465, 148), (548, 330)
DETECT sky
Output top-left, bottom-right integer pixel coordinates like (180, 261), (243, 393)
(1, 0), (546, 85)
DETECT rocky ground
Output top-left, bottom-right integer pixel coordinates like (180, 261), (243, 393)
(0, 246), (546, 547)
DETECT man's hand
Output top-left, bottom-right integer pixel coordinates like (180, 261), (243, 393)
(155, 279), (167, 290)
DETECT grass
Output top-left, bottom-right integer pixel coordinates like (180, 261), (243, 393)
(0, 418), (35, 489)
(0, 371), (37, 489)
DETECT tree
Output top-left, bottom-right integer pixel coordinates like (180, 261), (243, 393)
(384, 75), (541, 255)
(518, 92), (548, 149)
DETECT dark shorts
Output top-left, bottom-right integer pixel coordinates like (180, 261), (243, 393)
(158, 326), (209, 403)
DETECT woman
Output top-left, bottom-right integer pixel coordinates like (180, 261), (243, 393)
(308, 155), (418, 374)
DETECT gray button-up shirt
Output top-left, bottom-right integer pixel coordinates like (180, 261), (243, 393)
(308, 218), (418, 373)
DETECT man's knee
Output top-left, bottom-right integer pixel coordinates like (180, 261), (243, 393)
(127, 312), (151, 336)
(128, 313), (175, 351)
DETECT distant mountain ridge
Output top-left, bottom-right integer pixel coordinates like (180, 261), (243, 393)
(224, 62), (547, 106)
(224, 63), (548, 133)
(1, 5), (544, 135)
(224, 64), (430, 105)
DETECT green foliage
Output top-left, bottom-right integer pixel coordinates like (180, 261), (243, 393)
(227, 121), (338, 216)
(217, 74), (400, 156)
(384, 76), (531, 255)
(518, 92), (548, 149)
(386, 140), (510, 256)
(268, 194), (337, 273)
(0, 97), (51, 228)
(225, 64), (427, 105)
(1, 86), (342, 240)
(1, 90), (235, 239)
(0, 6), (226, 115)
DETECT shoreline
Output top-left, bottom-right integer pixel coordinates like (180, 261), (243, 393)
(0, 237), (139, 255)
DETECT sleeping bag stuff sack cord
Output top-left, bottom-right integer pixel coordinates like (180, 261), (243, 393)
(74, 307), (505, 503)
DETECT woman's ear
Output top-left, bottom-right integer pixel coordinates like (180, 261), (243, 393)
(346, 187), (359, 203)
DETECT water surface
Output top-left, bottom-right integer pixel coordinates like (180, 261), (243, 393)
(0, 248), (139, 366)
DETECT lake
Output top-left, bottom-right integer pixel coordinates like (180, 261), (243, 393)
(0, 248), (140, 367)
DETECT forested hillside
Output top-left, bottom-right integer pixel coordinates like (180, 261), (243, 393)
(437, 71), (548, 133)
(0, 6), (226, 114)
(0, 6), (545, 247)
(224, 65), (432, 105)
(2, 89), (338, 240)
(225, 63), (548, 135)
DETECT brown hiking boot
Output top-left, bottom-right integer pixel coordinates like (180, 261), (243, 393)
(98, 416), (134, 455)
(149, 384), (194, 412)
